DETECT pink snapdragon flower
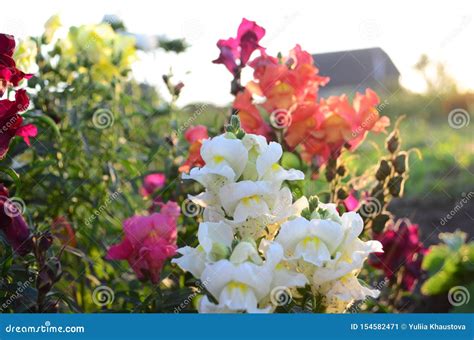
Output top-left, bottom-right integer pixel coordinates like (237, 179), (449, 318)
(106, 204), (179, 284)
(140, 173), (166, 197)
(213, 18), (265, 75)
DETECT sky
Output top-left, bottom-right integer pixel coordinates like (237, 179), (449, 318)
(1, 0), (473, 105)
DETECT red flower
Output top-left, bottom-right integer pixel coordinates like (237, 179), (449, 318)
(140, 173), (166, 197)
(213, 18), (265, 75)
(369, 222), (426, 291)
(106, 206), (179, 284)
(0, 89), (37, 158)
(0, 183), (32, 255)
(179, 125), (208, 173)
(0, 34), (32, 96)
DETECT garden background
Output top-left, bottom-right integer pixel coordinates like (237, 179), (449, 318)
(0, 0), (473, 313)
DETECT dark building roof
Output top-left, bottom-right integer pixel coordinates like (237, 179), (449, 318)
(313, 47), (400, 96)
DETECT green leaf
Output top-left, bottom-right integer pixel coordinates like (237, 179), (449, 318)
(0, 167), (21, 192)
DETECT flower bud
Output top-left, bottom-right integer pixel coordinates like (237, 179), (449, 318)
(336, 165), (346, 177)
(308, 195), (320, 212)
(372, 213), (391, 234)
(375, 159), (391, 181)
(386, 131), (400, 154)
(393, 152), (408, 174)
(38, 232), (54, 252)
(337, 188), (349, 200)
(388, 176), (404, 197)
(210, 243), (230, 261)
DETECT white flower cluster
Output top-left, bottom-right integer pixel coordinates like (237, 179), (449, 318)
(173, 129), (383, 313)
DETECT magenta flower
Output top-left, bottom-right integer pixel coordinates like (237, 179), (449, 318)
(0, 184), (32, 255)
(343, 190), (359, 212)
(213, 18), (265, 75)
(0, 34), (32, 97)
(369, 222), (426, 291)
(0, 88), (37, 158)
(139, 173), (166, 197)
(106, 205), (179, 284)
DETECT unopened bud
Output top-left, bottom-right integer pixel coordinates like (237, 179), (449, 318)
(393, 152), (408, 174)
(388, 176), (404, 197)
(386, 131), (400, 154)
(308, 195), (320, 212)
(372, 213), (391, 234)
(337, 188), (349, 200)
(375, 159), (391, 181)
(336, 165), (346, 177)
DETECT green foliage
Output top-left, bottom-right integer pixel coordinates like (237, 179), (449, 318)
(421, 231), (474, 296)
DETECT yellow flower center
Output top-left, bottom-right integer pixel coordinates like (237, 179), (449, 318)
(242, 195), (260, 206)
(213, 155), (225, 164)
(227, 281), (248, 292)
(302, 236), (321, 248)
(271, 163), (280, 171)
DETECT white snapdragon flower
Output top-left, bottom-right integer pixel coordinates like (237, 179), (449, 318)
(275, 211), (383, 303)
(172, 221), (234, 278)
(241, 134), (304, 185)
(198, 242), (306, 313)
(219, 180), (277, 222)
(183, 135), (248, 190)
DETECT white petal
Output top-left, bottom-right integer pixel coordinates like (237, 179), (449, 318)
(272, 267), (308, 288)
(275, 217), (311, 253)
(230, 242), (262, 265)
(256, 142), (282, 178)
(201, 135), (248, 179)
(324, 275), (380, 302)
(233, 198), (270, 222)
(198, 221), (234, 253)
(294, 237), (332, 266)
(172, 246), (206, 278)
(309, 219), (345, 255)
(219, 180), (274, 217)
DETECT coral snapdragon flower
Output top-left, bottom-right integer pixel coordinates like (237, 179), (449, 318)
(179, 125), (208, 173)
(106, 204), (179, 284)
